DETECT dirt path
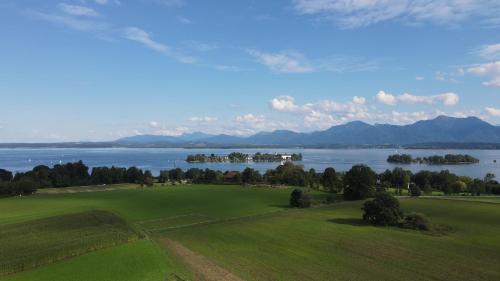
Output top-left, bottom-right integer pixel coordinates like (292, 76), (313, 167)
(162, 238), (245, 281)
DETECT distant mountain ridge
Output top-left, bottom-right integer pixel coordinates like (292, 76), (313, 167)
(115, 116), (500, 146)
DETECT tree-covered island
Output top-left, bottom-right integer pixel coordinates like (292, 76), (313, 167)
(186, 152), (302, 163)
(387, 154), (479, 164)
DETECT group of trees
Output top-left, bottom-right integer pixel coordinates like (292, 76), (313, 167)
(252, 153), (302, 162)
(0, 161), (153, 196)
(186, 152), (302, 163)
(186, 154), (229, 163)
(387, 154), (479, 164)
(2, 160), (499, 199)
(362, 192), (431, 230)
(410, 170), (500, 195)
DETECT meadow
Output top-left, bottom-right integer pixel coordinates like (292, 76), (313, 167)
(0, 210), (139, 277)
(0, 184), (499, 280)
(165, 199), (500, 281)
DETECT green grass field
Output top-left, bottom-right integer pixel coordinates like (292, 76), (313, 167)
(165, 198), (500, 281)
(0, 184), (299, 225)
(6, 240), (181, 281)
(0, 210), (139, 277)
(1, 184), (500, 281)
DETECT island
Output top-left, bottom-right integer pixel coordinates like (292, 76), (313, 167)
(387, 154), (479, 164)
(186, 152), (303, 163)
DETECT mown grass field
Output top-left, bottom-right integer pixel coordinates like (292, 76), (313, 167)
(6, 240), (180, 281)
(0, 210), (139, 277)
(0, 184), (302, 225)
(165, 198), (500, 281)
(1, 184), (500, 281)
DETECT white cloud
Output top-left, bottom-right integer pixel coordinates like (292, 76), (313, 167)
(485, 107), (500, 117)
(376, 91), (459, 106)
(270, 96), (302, 112)
(304, 110), (337, 128)
(149, 121), (160, 128)
(375, 91), (397, 105)
(189, 116), (218, 123)
(123, 27), (197, 64)
(213, 65), (246, 72)
(186, 41), (217, 52)
(293, 0), (500, 28)
(151, 0), (185, 7)
(415, 76), (424, 81)
(94, 0), (109, 4)
(28, 10), (107, 31)
(434, 70), (463, 83)
(155, 126), (190, 136)
(138, 123), (190, 136)
(389, 111), (430, 124)
(352, 96), (366, 105)
(248, 49), (377, 74)
(398, 92), (459, 106)
(467, 61), (500, 87)
(270, 95), (369, 128)
(177, 16), (192, 24)
(58, 3), (99, 17)
(476, 43), (500, 59)
(123, 27), (168, 53)
(248, 50), (314, 73)
(235, 114), (266, 127)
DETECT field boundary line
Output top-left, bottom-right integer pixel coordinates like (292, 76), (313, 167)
(153, 210), (287, 232)
(418, 196), (500, 204)
(162, 238), (245, 281)
(136, 213), (198, 224)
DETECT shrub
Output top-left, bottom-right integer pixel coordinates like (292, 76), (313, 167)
(403, 212), (430, 230)
(451, 181), (467, 194)
(324, 194), (337, 204)
(13, 178), (37, 195)
(289, 189), (311, 208)
(362, 192), (403, 226)
(409, 184), (422, 197)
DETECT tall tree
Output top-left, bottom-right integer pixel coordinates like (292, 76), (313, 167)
(343, 165), (376, 200)
(321, 167), (340, 193)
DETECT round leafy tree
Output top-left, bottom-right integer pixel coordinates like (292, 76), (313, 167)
(409, 184), (422, 197)
(289, 188), (311, 208)
(343, 165), (377, 200)
(362, 192), (403, 226)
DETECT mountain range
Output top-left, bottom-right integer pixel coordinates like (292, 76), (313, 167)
(116, 116), (500, 147)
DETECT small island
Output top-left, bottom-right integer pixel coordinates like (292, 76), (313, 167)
(186, 152), (302, 163)
(387, 154), (479, 165)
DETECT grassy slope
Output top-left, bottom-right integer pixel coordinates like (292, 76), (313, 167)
(2, 185), (499, 281)
(0, 185), (307, 225)
(0, 185), (318, 280)
(0, 210), (139, 277)
(5, 240), (181, 281)
(166, 198), (500, 281)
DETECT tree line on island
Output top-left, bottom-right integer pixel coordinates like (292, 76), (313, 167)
(387, 154), (479, 164)
(186, 152), (302, 163)
(1, 161), (500, 198)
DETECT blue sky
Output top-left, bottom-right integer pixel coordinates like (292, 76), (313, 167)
(1, 0), (500, 142)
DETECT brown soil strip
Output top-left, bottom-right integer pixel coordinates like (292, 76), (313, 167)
(162, 238), (245, 281)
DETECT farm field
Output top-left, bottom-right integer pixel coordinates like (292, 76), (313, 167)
(6, 240), (185, 281)
(0, 184), (304, 225)
(0, 210), (139, 277)
(165, 198), (500, 281)
(0, 184), (499, 280)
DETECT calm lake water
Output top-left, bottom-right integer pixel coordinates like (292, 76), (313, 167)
(0, 148), (499, 179)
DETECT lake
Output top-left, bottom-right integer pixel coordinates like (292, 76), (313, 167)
(0, 148), (499, 179)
